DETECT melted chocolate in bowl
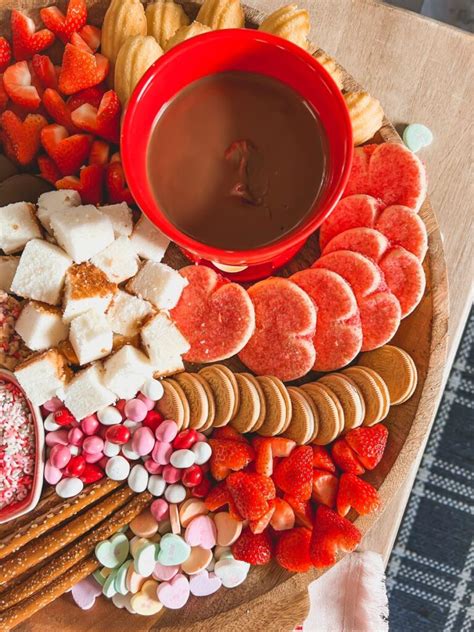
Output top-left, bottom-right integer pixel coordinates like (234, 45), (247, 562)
(147, 71), (328, 251)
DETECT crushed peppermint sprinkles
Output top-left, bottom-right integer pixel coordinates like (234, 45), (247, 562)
(0, 379), (35, 510)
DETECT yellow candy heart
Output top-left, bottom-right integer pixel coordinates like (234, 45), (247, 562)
(130, 579), (163, 616)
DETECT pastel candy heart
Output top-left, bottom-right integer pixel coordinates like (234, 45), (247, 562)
(134, 542), (158, 577)
(112, 592), (136, 614)
(189, 570), (222, 597)
(179, 498), (208, 527)
(214, 558), (250, 588)
(184, 515), (216, 550)
(71, 576), (102, 610)
(181, 546), (213, 575)
(156, 573), (190, 610)
(95, 534), (130, 568)
(102, 569), (119, 598)
(92, 570), (106, 586)
(130, 579), (163, 616)
(157, 533), (191, 566)
(126, 564), (146, 594)
(214, 512), (243, 546)
(153, 561), (180, 582)
(403, 123), (433, 153)
(114, 560), (132, 595)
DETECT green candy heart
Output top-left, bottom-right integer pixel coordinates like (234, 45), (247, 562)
(133, 543), (158, 577)
(157, 533), (191, 566)
(92, 569), (106, 586)
(403, 123), (433, 153)
(102, 569), (119, 598)
(114, 559), (132, 595)
(95, 533), (130, 569)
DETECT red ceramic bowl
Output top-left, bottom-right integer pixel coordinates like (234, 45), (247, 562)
(122, 29), (352, 277)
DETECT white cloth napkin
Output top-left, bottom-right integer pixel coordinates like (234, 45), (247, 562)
(301, 551), (389, 632)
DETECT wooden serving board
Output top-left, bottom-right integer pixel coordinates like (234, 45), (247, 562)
(0, 1), (449, 630)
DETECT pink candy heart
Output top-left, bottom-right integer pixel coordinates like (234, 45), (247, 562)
(189, 570), (222, 597)
(184, 515), (217, 550)
(71, 576), (102, 610)
(152, 561), (180, 581)
(156, 573), (190, 609)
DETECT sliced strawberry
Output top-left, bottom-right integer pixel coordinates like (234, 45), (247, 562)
(253, 438), (273, 477)
(226, 471), (275, 521)
(204, 482), (230, 511)
(3, 61), (41, 111)
(345, 425), (388, 470)
(11, 10), (55, 61)
(31, 54), (58, 90)
(70, 32), (93, 54)
(66, 85), (106, 111)
(312, 446), (336, 473)
(38, 154), (61, 184)
(40, 0), (87, 44)
(270, 497), (295, 531)
(0, 37), (12, 73)
(336, 473), (380, 517)
(59, 45), (109, 95)
(276, 527), (312, 572)
(312, 470), (339, 508)
(211, 427), (248, 443)
(310, 505), (361, 568)
(331, 438), (365, 475)
(249, 501), (275, 534)
(41, 124), (91, 176)
(56, 163), (103, 205)
(232, 527), (272, 565)
(71, 89), (120, 143)
(284, 494), (313, 529)
(89, 139), (110, 166)
(71, 25), (101, 54)
(273, 445), (313, 501)
(208, 439), (254, 481)
(43, 89), (78, 133)
(105, 159), (134, 205)
(0, 76), (8, 112)
(0, 110), (47, 166)
(228, 495), (244, 522)
(268, 437), (296, 457)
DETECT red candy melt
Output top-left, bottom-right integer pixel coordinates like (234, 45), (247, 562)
(170, 265), (255, 363)
(105, 424), (130, 445)
(80, 463), (104, 484)
(182, 464), (203, 488)
(239, 277), (316, 381)
(172, 429), (199, 450)
(323, 227), (390, 262)
(379, 246), (426, 317)
(319, 195), (383, 250)
(376, 205), (428, 261)
(54, 407), (75, 427)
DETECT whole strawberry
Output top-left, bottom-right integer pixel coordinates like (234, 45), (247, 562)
(276, 528), (312, 572)
(226, 471), (275, 521)
(345, 424), (388, 470)
(232, 527), (273, 565)
(310, 505), (361, 568)
(273, 445), (313, 500)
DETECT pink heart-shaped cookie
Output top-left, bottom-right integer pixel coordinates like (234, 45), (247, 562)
(189, 570), (222, 597)
(184, 515), (217, 550)
(156, 573), (190, 610)
(170, 266), (255, 363)
(71, 576), (102, 610)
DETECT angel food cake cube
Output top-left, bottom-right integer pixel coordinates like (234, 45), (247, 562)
(0, 202), (42, 254)
(69, 310), (113, 365)
(99, 203), (133, 238)
(15, 301), (68, 351)
(127, 261), (188, 310)
(63, 263), (116, 323)
(14, 348), (71, 406)
(64, 363), (116, 420)
(10, 239), (72, 305)
(103, 345), (154, 399)
(0, 256), (19, 291)
(140, 312), (190, 376)
(91, 237), (139, 283)
(130, 214), (170, 262)
(50, 205), (114, 263)
(36, 190), (81, 233)
(106, 290), (154, 337)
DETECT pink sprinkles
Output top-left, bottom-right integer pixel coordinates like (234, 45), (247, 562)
(0, 379), (35, 510)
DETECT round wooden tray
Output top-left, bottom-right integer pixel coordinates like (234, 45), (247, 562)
(1, 1), (448, 630)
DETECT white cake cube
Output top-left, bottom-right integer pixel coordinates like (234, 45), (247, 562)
(99, 203), (133, 238)
(90, 237), (139, 284)
(130, 214), (170, 261)
(37, 190), (81, 233)
(0, 202), (42, 254)
(64, 363), (116, 420)
(140, 312), (190, 376)
(15, 348), (71, 406)
(10, 239), (72, 305)
(103, 344), (154, 399)
(0, 256), (19, 291)
(69, 310), (113, 365)
(15, 301), (68, 351)
(106, 290), (154, 337)
(50, 205), (114, 263)
(62, 263), (116, 323)
(127, 262), (188, 310)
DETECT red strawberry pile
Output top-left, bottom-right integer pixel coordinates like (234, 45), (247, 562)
(203, 425), (388, 572)
(0, 0), (133, 205)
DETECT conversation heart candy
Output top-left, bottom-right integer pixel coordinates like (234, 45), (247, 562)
(403, 123), (433, 154)
(114, 560), (132, 596)
(156, 573), (190, 610)
(181, 546), (213, 575)
(112, 592), (136, 614)
(126, 564), (146, 594)
(130, 579), (163, 616)
(179, 498), (208, 527)
(184, 515), (217, 550)
(103, 569), (119, 598)
(157, 533), (191, 566)
(95, 533), (130, 569)
(153, 561), (180, 582)
(214, 558), (250, 588)
(71, 576), (102, 610)
(214, 512), (243, 546)
(189, 570), (223, 597)
(134, 542), (158, 577)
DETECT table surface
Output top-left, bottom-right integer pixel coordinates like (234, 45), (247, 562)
(259, 0), (473, 565)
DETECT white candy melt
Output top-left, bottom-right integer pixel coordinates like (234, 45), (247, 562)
(164, 483), (186, 504)
(106, 455), (131, 481)
(104, 440), (121, 457)
(98, 406), (122, 426)
(128, 464), (149, 493)
(191, 441), (212, 465)
(170, 449), (195, 469)
(148, 474), (166, 497)
(141, 378), (164, 401)
(44, 413), (61, 432)
(56, 476), (84, 498)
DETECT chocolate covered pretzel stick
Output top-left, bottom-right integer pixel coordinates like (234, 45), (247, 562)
(0, 491), (152, 612)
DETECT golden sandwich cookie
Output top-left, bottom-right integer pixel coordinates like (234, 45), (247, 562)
(197, 0), (245, 30)
(146, 0), (190, 49)
(358, 345), (417, 405)
(156, 378), (190, 430)
(114, 35), (163, 105)
(344, 91), (385, 146)
(259, 4), (310, 50)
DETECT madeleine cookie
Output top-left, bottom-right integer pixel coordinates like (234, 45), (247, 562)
(230, 373), (262, 433)
(174, 373), (209, 430)
(301, 383), (343, 445)
(255, 376), (288, 436)
(101, 0), (147, 73)
(114, 35), (163, 105)
(197, 0), (245, 30)
(164, 21), (212, 51)
(358, 345), (417, 405)
(285, 387), (315, 444)
(146, 0), (190, 49)
(199, 364), (238, 427)
(314, 51), (344, 90)
(344, 92), (385, 146)
(318, 373), (365, 430)
(259, 4), (310, 50)
(342, 366), (388, 426)
(156, 379), (190, 430)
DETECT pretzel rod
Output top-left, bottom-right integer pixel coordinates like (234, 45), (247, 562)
(0, 485), (135, 586)
(0, 479), (120, 561)
(0, 555), (99, 631)
(0, 491), (152, 613)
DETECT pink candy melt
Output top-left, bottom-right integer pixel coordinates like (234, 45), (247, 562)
(124, 398), (147, 422)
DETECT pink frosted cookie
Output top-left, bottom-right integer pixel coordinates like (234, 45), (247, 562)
(238, 278), (316, 382)
(291, 268), (362, 372)
(322, 227), (390, 262)
(313, 250), (382, 298)
(319, 195), (383, 250)
(343, 144), (378, 197)
(358, 291), (402, 351)
(376, 205), (428, 261)
(170, 266), (255, 363)
(379, 246), (426, 318)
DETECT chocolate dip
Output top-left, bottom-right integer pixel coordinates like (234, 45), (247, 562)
(147, 71), (328, 250)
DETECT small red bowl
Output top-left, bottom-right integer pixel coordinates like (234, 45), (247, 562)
(0, 369), (44, 525)
(122, 29), (352, 275)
